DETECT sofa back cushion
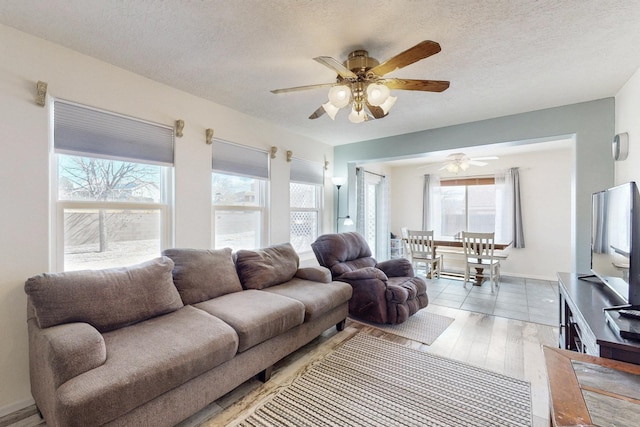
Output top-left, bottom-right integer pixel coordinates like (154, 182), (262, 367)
(162, 248), (243, 304)
(311, 232), (376, 277)
(24, 257), (183, 332)
(235, 243), (299, 290)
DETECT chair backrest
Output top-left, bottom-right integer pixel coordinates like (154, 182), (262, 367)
(400, 227), (409, 239)
(462, 232), (495, 258)
(406, 230), (435, 257)
(400, 227), (411, 256)
(311, 232), (376, 277)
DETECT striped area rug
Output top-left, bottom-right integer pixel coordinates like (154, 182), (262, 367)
(350, 310), (455, 345)
(233, 334), (532, 427)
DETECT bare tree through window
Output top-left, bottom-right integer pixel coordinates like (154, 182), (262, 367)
(60, 156), (160, 252)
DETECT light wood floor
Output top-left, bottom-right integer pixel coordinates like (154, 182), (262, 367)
(7, 305), (558, 427)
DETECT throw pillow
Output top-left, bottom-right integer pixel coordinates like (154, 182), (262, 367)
(25, 257), (183, 332)
(163, 248), (243, 304)
(235, 243), (299, 290)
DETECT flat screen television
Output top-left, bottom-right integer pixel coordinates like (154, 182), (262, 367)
(590, 181), (640, 307)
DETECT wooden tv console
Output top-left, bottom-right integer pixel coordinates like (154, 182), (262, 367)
(558, 272), (640, 364)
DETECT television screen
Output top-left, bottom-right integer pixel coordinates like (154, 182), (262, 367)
(591, 182), (640, 306)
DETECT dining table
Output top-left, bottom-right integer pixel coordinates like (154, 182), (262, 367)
(431, 236), (511, 286)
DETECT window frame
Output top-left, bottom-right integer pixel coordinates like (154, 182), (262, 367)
(50, 99), (175, 271)
(51, 154), (174, 272)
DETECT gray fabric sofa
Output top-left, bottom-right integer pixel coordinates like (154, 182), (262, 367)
(25, 243), (352, 427)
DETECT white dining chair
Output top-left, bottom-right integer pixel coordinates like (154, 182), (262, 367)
(461, 231), (501, 292)
(405, 229), (442, 279)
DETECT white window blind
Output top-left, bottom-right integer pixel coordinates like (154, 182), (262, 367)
(212, 139), (269, 179)
(54, 99), (175, 165)
(290, 158), (324, 185)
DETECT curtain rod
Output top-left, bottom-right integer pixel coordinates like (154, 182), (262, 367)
(356, 167), (386, 178)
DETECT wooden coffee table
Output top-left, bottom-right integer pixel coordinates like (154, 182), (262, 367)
(543, 346), (640, 426)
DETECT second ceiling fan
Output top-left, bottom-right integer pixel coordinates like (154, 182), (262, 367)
(271, 40), (450, 123)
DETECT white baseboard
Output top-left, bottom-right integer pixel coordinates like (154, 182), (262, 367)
(0, 398), (35, 419)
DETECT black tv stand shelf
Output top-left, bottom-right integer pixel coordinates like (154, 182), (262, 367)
(558, 272), (640, 364)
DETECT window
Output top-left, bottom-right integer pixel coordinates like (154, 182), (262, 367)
(290, 182), (321, 253)
(53, 99), (173, 271)
(440, 177), (496, 237)
(212, 139), (269, 251)
(289, 158), (324, 254)
(212, 173), (267, 250)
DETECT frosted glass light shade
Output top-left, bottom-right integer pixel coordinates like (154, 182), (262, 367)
(366, 83), (390, 106)
(322, 102), (340, 120)
(343, 216), (354, 226)
(331, 176), (346, 186)
(379, 96), (397, 114)
(348, 108), (366, 123)
(328, 85), (352, 108)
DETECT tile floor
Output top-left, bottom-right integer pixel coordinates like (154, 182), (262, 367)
(423, 275), (559, 326)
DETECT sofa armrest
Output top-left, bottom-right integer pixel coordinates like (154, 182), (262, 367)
(376, 258), (415, 278)
(295, 266), (332, 283)
(338, 266), (389, 282)
(29, 320), (107, 389)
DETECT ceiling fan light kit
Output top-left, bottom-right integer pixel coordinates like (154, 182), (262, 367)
(365, 83), (390, 106)
(322, 101), (340, 120)
(439, 153), (498, 174)
(272, 40), (450, 123)
(348, 108), (367, 123)
(379, 95), (397, 114)
(327, 85), (352, 108)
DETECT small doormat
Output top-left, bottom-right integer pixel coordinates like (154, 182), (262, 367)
(232, 333), (532, 426)
(350, 310), (454, 345)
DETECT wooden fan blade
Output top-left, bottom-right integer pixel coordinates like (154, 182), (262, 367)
(313, 56), (358, 79)
(468, 160), (488, 166)
(384, 79), (450, 92)
(369, 40), (442, 76)
(308, 106), (326, 120)
(365, 102), (387, 119)
(271, 82), (335, 94)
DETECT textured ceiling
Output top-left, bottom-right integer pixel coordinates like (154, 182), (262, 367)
(3, 0), (640, 146)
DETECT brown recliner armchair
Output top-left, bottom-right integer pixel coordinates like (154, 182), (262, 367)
(311, 232), (428, 324)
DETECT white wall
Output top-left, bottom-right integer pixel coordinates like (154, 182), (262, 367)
(0, 24), (333, 414)
(388, 146), (573, 280)
(615, 68), (640, 185)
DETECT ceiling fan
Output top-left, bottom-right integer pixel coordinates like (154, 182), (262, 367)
(439, 153), (499, 173)
(271, 40), (449, 123)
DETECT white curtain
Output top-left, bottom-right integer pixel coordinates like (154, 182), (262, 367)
(495, 167), (525, 248)
(356, 167), (366, 236)
(423, 174), (442, 236)
(377, 176), (390, 261)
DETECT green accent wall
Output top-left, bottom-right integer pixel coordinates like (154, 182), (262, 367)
(334, 98), (615, 273)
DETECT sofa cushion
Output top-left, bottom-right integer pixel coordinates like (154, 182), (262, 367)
(163, 248), (243, 304)
(55, 306), (238, 426)
(262, 278), (352, 321)
(194, 290), (305, 352)
(24, 257), (183, 332)
(235, 243), (299, 290)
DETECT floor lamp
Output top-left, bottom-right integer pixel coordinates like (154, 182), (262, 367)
(332, 177), (353, 233)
